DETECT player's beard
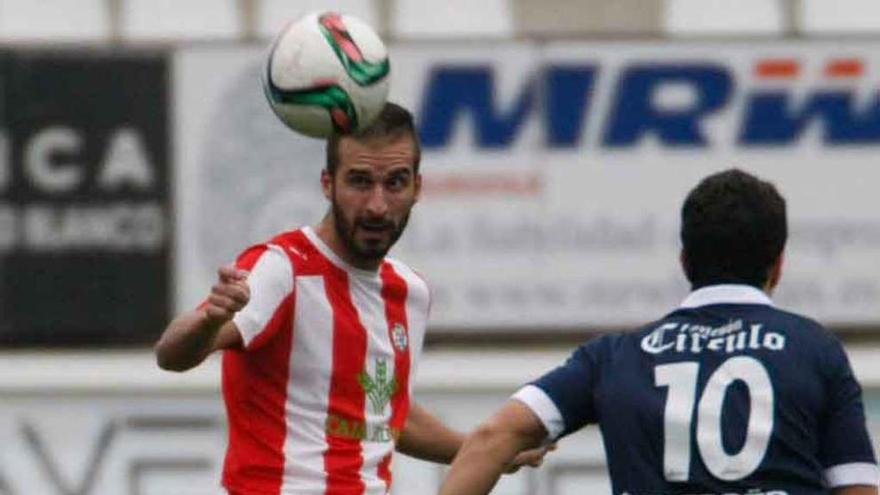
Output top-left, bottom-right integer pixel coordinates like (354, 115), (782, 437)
(332, 199), (410, 265)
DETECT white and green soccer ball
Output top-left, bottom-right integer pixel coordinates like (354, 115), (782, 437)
(263, 12), (391, 138)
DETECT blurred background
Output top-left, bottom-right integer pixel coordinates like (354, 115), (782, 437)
(2, 0), (880, 493)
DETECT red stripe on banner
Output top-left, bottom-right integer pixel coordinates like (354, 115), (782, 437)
(378, 263), (411, 491)
(323, 266), (368, 495)
(221, 291), (294, 494)
(825, 58), (863, 78)
(755, 59), (800, 79)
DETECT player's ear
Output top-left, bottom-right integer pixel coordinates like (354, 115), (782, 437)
(766, 252), (784, 294)
(413, 172), (422, 203)
(679, 249), (687, 275)
(321, 169), (333, 201)
(679, 249), (696, 289)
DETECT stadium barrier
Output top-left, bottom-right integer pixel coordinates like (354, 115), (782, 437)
(1, 346), (879, 495)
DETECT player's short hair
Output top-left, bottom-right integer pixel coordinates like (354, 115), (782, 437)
(681, 168), (787, 289)
(325, 102), (421, 175)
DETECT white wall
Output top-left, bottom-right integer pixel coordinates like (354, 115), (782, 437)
(664, 0), (786, 35)
(0, 0), (109, 42)
(801, 0), (880, 33)
(121, 0), (240, 41)
(4, 0), (880, 43)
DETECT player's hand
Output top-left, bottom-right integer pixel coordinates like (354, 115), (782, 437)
(503, 443), (557, 474)
(203, 265), (250, 325)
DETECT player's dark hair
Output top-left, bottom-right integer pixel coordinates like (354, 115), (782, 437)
(325, 102), (421, 175)
(681, 168), (787, 290)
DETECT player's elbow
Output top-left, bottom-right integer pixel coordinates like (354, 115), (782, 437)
(156, 353), (194, 372)
(156, 355), (182, 372)
(467, 421), (519, 460)
(471, 422), (503, 444)
(154, 346), (177, 372)
(154, 340), (194, 372)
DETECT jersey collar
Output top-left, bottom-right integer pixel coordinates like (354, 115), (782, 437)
(302, 225), (381, 278)
(679, 284), (774, 309)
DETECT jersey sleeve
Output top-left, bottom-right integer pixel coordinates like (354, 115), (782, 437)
(512, 337), (604, 440)
(819, 336), (879, 488)
(231, 244), (294, 351)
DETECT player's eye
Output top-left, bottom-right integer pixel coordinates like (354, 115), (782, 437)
(347, 173), (373, 189)
(385, 171), (411, 192)
(385, 174), (408, 191)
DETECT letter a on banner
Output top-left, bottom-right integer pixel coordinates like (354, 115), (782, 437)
(99, 127), (155, 191)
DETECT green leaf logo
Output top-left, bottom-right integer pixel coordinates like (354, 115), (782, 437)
(359, 359), (398, 415)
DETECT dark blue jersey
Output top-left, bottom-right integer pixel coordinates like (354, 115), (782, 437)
(515, 285), (877, 495)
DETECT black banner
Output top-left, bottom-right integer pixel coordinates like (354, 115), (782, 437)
(0, 49), (170, 346)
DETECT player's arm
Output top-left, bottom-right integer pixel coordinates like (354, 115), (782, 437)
(438, 339), (602, 494)
(818, 336), (880, 493)
(438, 400), (547, 495)
(396, 402), (550, 471)
(396, 402), (464, 464)
(834, 486), (878, 495)
(154, 265), (247, 371)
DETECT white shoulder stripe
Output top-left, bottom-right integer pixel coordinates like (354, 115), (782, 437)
(385, 258), (420, 282)
(824, 462), (880, 488)
(232, 244), (294, 348)
(385, 258), (430, 304)
(512, 385), (565, 440)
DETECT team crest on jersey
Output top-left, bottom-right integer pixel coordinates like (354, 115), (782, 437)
(358, 359), (398, 415)
(391, 323), (408, 352)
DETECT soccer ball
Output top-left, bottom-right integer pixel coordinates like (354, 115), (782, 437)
(263, 12), (391, 138)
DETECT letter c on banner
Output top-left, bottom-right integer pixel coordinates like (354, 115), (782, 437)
(24, 127), (84, 193)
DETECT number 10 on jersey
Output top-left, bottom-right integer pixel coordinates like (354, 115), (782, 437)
(655, 356), (775, 482)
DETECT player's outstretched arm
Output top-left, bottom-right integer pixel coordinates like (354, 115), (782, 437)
(154, 265), (247, 372)
(397, 402), (553, 472)
(834, 485), (879, 495)
(438, 399), (548, 495)
(396, 402), (466, 464)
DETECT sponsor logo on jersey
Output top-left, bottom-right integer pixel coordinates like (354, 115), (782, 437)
(324, 359), (401, 443)
(391, 323), (408, 352)
(641, 320), (786, 355)
(358, 359), (398, 415)
(325, 414), (401, 443)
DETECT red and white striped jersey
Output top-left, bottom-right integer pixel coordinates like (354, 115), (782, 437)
(221, 226), (430, 495)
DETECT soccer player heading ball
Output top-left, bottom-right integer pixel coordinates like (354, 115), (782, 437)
(155, 103), (549, 494)
(440, 169), (879, 495)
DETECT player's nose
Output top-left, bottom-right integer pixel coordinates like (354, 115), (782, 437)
(364, 185), (389, 217)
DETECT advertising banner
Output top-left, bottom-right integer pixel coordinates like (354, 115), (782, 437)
(176, 42), (880, 330)
(2, 348), (880, 495)
(0, 50), (171, 345)
(0, 395), (225, 495)
(0, 345), (655, 495)
(0, 391), (609, 495)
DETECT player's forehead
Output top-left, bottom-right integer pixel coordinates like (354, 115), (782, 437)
(337, 134), (417, 174)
